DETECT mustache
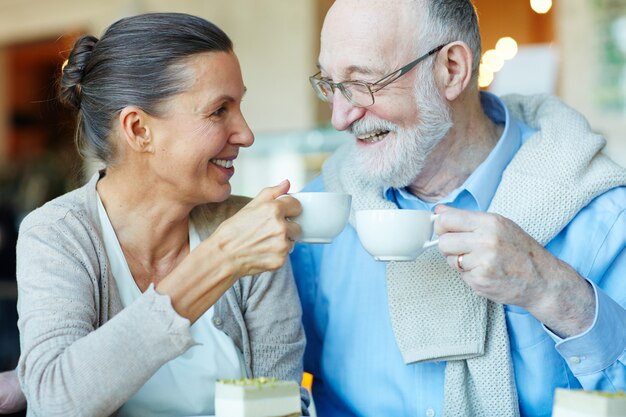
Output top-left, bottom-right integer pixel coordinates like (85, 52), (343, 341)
(349, 117), (398, 136)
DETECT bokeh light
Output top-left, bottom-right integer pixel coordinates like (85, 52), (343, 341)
(530, 0), (552, 14)
(481, 49), (504, 73)
(478, 64), (494, 88)
(496, 37), (518, 60)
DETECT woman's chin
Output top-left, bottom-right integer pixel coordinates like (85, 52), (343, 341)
(208, 184), (232, 203)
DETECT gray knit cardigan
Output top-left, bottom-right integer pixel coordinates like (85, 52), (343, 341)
(16, 172), (309, 417)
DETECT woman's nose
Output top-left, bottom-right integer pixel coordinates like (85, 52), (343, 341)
(230, 112), (254, 147)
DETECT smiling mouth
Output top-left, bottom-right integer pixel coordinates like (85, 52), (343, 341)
(210, 158), (234, 169)
(356, 130), (390, 143)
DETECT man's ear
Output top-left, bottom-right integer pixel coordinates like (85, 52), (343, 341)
(436, 41), (474, 101)
(118, 106), (154, 153)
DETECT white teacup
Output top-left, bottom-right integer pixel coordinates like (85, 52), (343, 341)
(289, 192), (352, 244)
(355, 209), (438, 261)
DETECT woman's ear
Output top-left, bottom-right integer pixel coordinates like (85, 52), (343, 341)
(436, 41), (474, 101)
(118, 106), (153, 153)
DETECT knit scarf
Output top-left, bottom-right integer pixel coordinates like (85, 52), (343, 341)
(321, 94), (626, 417)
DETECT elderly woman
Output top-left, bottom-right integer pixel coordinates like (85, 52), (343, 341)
(15, 12), (307, 417)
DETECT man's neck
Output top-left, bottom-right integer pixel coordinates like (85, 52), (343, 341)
(407, 96), (504, 202)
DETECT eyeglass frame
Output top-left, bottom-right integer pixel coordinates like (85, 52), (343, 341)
(309, 43), (446, 108)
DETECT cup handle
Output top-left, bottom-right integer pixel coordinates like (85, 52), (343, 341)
(423, 238), (439, 249)
(423, 213), (440, 249)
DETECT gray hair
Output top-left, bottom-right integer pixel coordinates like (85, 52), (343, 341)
(416, 0), (482, 82)
(59, 13), (233, 165)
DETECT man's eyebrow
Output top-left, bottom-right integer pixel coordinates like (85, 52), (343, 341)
(344, 65), (379, 76)
(316, 62), (382, 79)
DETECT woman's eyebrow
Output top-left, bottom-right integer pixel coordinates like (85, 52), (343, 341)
(199, 89), (246, 112)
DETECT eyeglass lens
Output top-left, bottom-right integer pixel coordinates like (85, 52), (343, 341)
(312, 79), (374, 107)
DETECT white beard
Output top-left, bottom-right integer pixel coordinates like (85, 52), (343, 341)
(350, 66), (453, 189)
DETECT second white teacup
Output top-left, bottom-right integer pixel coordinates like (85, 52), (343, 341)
(355, 209), (438, 261)
(289, 192), (352, 244)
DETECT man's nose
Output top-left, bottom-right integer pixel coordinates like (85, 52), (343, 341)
(330, 92), (366, 131)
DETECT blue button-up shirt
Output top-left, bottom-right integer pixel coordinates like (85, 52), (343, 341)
(291, 93), (626, 417)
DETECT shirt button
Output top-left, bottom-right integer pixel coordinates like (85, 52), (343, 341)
(212, 316), (223, 328)
(426, 408), (436, 417)
(569, 356), (581, 365)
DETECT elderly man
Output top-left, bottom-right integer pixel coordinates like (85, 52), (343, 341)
(290, 0), (626, 416)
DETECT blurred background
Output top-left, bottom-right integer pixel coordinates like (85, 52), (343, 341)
(0, 0), (625, 407)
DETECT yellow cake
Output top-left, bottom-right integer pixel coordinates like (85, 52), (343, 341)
(552, 389), (626, 417)
(215, 378), (301, 417)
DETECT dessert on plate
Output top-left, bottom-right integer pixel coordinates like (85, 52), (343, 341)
(215, 377), (301, 417)
(552, 389), (626, 417)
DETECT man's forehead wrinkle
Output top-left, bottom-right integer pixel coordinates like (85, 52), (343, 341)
(333, 0), (418, 7)
(319, 49), (394, 80)
(319, 38), (413, 81)
(322, 0), (420, 50)
(329, 0), (420, 21)
(319, 0), (425, 81)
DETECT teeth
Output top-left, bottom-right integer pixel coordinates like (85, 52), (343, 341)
(357, 130), (389, 143)
(211, 159), (234, 168)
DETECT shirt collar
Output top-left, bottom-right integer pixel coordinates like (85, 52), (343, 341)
(386, 92), (526, 211)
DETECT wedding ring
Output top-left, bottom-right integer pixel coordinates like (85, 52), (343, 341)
(457, 254), (465, 272)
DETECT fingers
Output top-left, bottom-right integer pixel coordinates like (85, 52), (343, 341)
(437, 231), (474, 256)
(433, 205), (478, 256)
(276, 195), (302, 218)
(286, 221), (302, 254)
(213, 181), (305, 278)
(433, 204), (481, 235)
(286, 219), (302, 242)
(254, 179), (291, 203)
(446, 253), (472, 273)
(433, 206), (487, 273)
(250, 180), (302, 218)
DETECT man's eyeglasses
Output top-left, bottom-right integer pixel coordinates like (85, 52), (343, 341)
(309, 44), (446, 108)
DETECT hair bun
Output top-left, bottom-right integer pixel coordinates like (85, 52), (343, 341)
(59, 35), (98, 109)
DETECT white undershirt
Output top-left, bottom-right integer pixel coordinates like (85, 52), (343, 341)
(96, 193), (245, 416)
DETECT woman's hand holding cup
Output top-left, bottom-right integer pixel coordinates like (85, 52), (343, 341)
(213, 180), (302, 277)
(157, 181), (301, 323)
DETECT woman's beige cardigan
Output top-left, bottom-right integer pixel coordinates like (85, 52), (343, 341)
(16, 172), (308, 417)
